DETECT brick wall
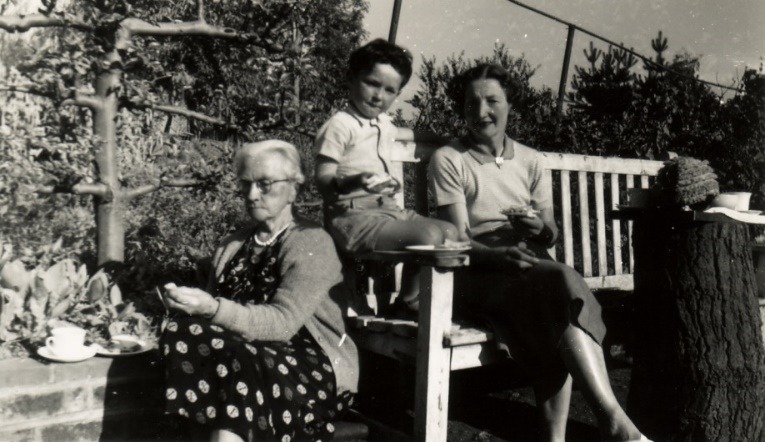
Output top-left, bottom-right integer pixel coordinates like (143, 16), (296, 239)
(0, 352), (185, 442)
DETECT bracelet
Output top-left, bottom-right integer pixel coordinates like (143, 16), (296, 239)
(203, 298), (220, 319)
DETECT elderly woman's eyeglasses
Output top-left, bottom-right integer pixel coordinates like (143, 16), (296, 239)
(240, 179), (294, 195)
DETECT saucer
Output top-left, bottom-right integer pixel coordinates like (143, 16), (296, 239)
(405, 245), (472, 255)
(37, 345), (97, 363)
(93, 335), (154, 357)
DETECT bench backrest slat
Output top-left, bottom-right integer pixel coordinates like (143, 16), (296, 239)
(578, 171), (592, 277)
(594, 172), (607, 277)
(390, 143), (664, 291)
(541, 153), (663, 290)
(560, 170), (575, 266)
(610, 174), (623, 276)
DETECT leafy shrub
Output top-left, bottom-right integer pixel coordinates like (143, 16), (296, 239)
(0, 239), (155, 359)
(405, 34), (764, 210)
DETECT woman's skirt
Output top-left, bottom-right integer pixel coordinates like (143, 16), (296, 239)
(455, 232), (607, 376)
(161, 316), (352, 441)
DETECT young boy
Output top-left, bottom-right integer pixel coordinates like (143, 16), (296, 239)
(314, 39), (458, 313)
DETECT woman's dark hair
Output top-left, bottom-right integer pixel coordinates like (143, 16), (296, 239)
(348, 38), (413, 88)
(448, 63), (525, 117)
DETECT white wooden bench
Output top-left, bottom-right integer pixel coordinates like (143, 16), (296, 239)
(346, 142), (665, 441)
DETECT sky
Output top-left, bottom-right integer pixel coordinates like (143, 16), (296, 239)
(363, 0), (764, 115)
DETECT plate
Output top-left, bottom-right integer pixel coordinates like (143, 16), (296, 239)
(93, 335), (155, 357)
(37, 345), (97, 363)
(500, 207), (540, 217)
(405, 245), (472, 255)
(742, 210), (762, 215)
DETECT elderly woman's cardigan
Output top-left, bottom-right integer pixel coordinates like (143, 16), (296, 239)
(205, 219), (359, 394)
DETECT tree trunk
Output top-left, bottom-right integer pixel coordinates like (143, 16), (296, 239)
(628, 218), (765, 441)
(93, 52), (125, 266)
(95, 198), (126, 266)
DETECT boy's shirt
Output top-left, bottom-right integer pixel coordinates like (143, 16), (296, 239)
(314, 106), (398, 202)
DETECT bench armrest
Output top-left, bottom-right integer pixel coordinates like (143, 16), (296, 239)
(358, 250), (470, 268)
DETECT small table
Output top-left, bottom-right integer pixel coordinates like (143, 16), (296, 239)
(612, 208), (765, 440)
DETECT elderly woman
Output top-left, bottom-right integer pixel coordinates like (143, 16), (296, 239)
(428, 64), (648, 442)
(160, 140), (359, 442)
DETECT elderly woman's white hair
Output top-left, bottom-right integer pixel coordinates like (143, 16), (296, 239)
(234, 140), (306, 185)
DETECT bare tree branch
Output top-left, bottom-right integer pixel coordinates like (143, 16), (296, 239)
(0, 84), (101, 109)
(125, 177), (203, 200)
(118, 18), (284, 53)
(151, 104), (229, 126)
(0, 84), (49, 98)
(125, 100), (236, 128)
(0, 13), (283, 53)
(60, 92), (102, 110)
(197, 0), (205, 22)
(37, 182), (110, 198)
(0, 14), (92, 33)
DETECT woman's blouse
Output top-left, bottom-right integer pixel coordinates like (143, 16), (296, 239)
(216, 232), (283, 305)
(429, 137), (552, 238)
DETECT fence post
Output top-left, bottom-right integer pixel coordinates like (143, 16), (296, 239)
(388, 0), (403, 44)
(556, 25), (575, 135)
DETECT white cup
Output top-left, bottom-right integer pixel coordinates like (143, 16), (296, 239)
(46, 327), (87, 358)
(730, 192), (751, 211)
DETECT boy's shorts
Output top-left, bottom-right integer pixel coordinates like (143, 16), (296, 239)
(325, 194), (425, 254)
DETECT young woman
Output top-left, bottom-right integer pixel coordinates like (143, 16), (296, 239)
(428, 64), (649, 442)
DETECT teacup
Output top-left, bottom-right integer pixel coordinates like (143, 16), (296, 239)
(710, 193), (740, 210)
(46, 327), (87, 358)
(710, 192), (752, 211)
(730, 192), (751, 211)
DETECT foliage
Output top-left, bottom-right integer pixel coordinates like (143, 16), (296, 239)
(0, 114), (97, 262)
(1, 0), (367, 269)
(714, 69), (765, 207)
(566, 32), (764, 205)
(405, 33), (764, 209)
(0, 238), (155, 359)
(97, 0), (368, 140)
(122, 138), (245, 289)
(0, 0), (365, 325)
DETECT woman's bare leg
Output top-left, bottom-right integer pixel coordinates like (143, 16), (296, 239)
(559, 325), (641, 441)
(534, 373), (572, 442)
(210, 429), (244, 442)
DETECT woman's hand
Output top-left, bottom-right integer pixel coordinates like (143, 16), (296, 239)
(509, 213), (545, 237)
(163, 283), (220, 318)
(498, 242), (540, 270)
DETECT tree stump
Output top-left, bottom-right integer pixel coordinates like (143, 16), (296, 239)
(627, 217), (765, 440)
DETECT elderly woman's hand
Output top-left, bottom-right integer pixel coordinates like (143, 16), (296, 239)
(163, 283), (220, 318)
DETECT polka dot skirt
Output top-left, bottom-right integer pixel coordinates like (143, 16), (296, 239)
(161, 231), (352, 441)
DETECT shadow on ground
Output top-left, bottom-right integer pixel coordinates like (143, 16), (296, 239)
(355, 291), (637, 441)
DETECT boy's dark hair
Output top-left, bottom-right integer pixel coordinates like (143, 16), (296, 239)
(348, 38), (413, 88)
(448, 63), (525, 117)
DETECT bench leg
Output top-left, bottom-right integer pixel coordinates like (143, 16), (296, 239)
(414, 267), (453, 442)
